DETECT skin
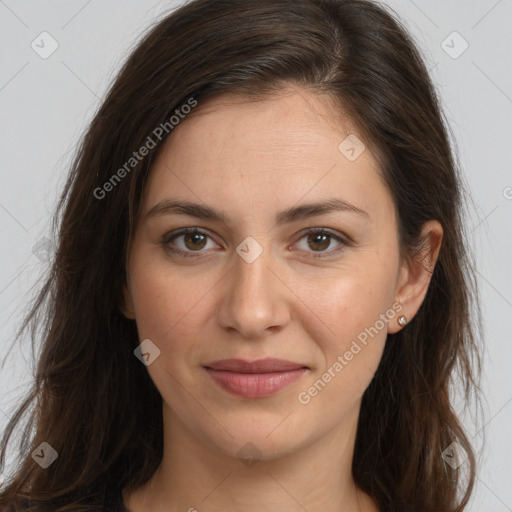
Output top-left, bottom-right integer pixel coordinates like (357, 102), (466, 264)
(121, 86), (443, 512)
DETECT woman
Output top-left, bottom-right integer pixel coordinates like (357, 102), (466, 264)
(0, 0), (483, 511)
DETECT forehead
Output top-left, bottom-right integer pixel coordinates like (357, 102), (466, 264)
(166, 89), (360, 159)
(142, 89), (394, 228)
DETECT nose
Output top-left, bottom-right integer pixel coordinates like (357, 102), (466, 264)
(215, 240), (291, 339)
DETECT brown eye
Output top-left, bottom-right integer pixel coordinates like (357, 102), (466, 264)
(294, 228), (348, 258)
(163, 228), (220, 257)
(306, 232), (331, 252)
(183, 232), (207, 250)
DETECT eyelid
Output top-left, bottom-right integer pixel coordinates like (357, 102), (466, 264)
(161, 226), (350, 258)
(162, 227), (222, 257)
(290, 227), (349, 257)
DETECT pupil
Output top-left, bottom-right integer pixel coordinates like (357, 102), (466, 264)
(309, 233), (329, 251)
(185, 232), (206, 250)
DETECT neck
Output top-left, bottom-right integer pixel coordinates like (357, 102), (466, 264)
(123, 403), (379, 512)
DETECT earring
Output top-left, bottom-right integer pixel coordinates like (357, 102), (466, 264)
(397, 315), (407, 327)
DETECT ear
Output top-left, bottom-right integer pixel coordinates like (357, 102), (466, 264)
(387, 220), (443, 334)
(121, 282), (136, 320)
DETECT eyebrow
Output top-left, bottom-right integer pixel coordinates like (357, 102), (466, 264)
(145, 198), (370, 225)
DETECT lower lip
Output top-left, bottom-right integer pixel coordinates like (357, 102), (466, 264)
(204, 367), (308, 398)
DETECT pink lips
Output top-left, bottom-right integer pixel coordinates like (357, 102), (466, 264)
(203, 358), (308, 398)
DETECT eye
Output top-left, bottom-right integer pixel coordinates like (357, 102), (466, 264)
(162, 228), (220, 257)
(293, 228), (348, 257)
(162, 227), (349, 259)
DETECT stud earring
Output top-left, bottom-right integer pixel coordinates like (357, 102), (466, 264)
(397, 315), (407, 327)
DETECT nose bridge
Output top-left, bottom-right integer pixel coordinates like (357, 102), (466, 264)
(216, 236), (290, 338)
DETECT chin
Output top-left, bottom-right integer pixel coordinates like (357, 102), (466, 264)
(197, 410), (318, 463)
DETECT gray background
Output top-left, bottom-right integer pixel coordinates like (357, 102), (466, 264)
(0, 0), (511, 509)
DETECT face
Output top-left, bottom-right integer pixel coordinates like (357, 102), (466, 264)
(123, 88), (406, 460)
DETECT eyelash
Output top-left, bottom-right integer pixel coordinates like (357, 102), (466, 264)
(161, 227), (350, 259)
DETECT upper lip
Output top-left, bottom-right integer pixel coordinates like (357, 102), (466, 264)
(204, 358), (307, 373)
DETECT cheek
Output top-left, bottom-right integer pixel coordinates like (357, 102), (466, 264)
(293, 281), (391, 411)
(301, 265), (396, 341)
(294, 256), (397, 384)
(128, 262), (213, 397)
(129, 234), (398, 361)
(128, 257), (222, 372)
(129, 255), (202, 334)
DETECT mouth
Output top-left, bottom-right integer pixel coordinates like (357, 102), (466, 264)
(203, 358), (309, 398)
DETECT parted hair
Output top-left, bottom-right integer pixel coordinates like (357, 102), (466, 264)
(0, 1), (482, 511)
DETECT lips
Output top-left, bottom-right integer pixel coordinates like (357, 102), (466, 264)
(203, 358), (308, 398)
(204, 358), (307, 373)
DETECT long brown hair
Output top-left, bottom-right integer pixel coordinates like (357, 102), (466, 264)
(0, 0), (483, 510)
